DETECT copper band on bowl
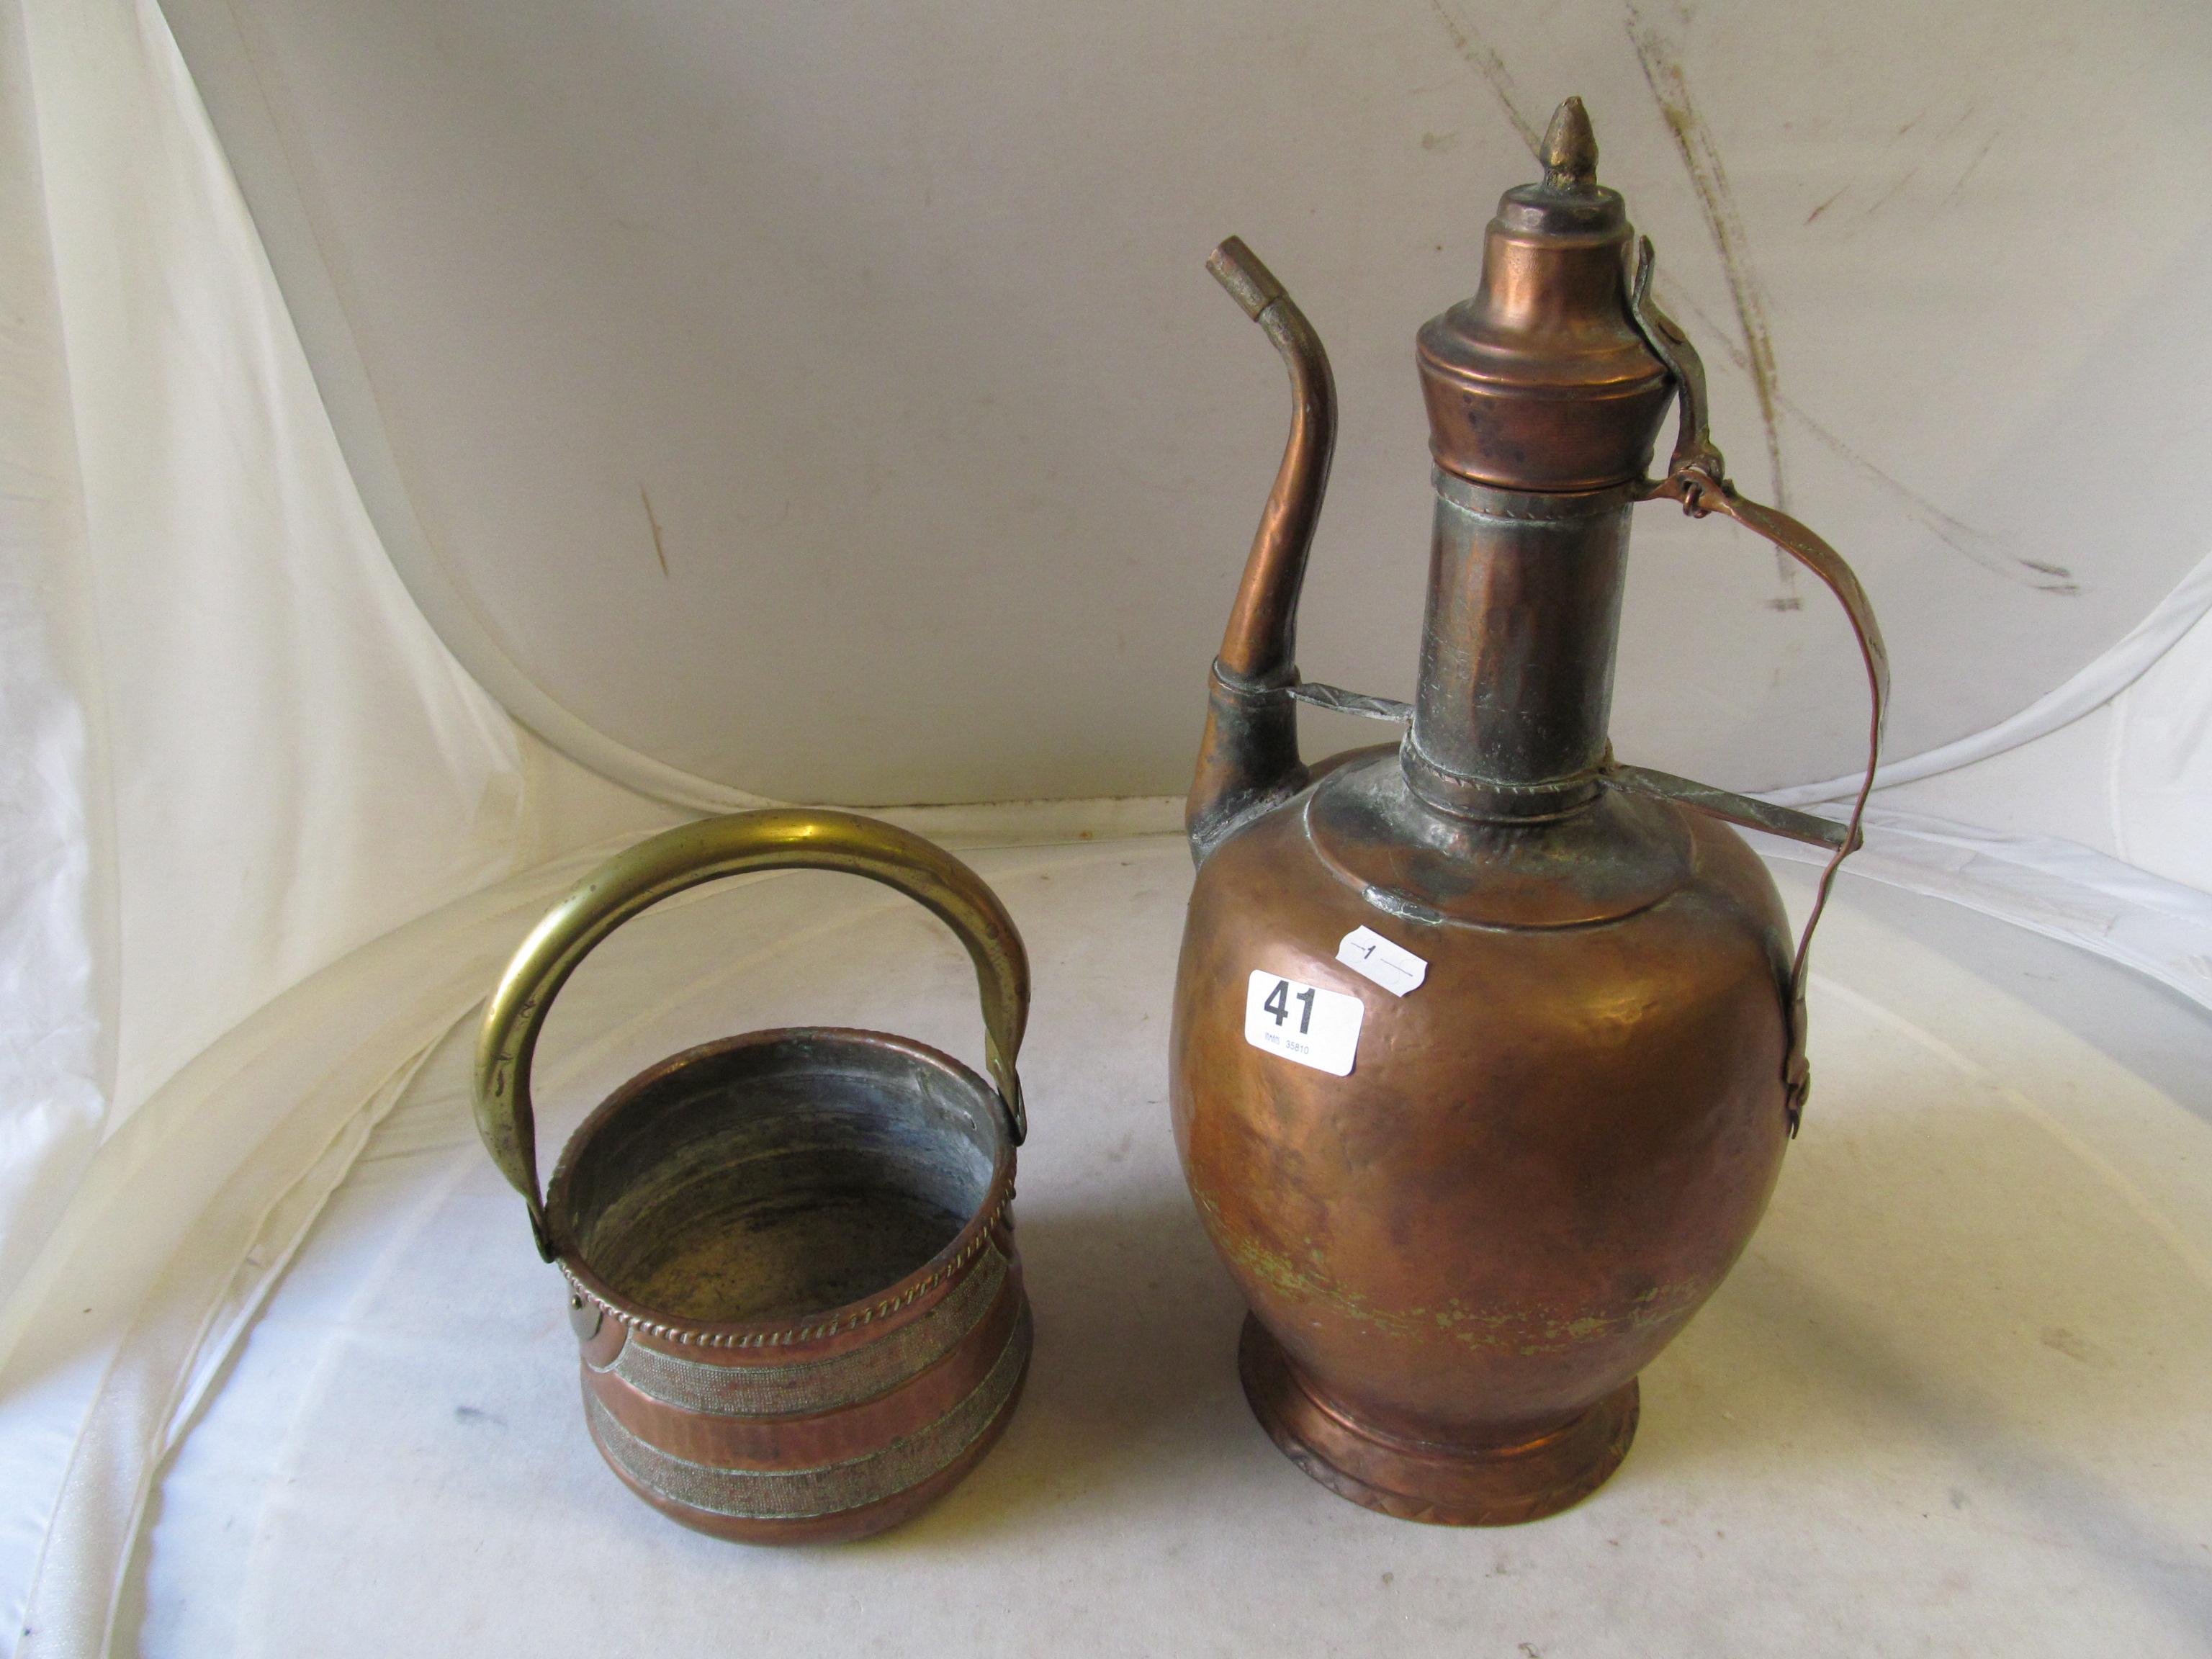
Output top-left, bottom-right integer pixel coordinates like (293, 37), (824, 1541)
(583, 1303), (1032, 1521)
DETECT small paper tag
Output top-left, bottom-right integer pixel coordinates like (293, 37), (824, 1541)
(1244, 971), (1364, 1076)
(1336, 926), (1428, 997)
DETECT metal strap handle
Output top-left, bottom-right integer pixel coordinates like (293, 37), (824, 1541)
(473, 809), (1031, 1259)
(1629, 238), (1891, 1132)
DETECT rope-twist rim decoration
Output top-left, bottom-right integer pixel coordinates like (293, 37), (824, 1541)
(560, 1190), (1013, 1351)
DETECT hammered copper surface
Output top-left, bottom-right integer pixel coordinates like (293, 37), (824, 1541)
(1174, 98), (1887, 1525)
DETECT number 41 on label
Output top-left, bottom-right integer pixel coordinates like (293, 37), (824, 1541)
(1243, 971), (1364, 1076)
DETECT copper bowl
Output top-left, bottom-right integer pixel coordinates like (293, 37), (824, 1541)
(475, 810), (1033, 1543)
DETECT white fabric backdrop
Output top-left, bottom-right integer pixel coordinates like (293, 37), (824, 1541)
(0, 0), (523, 1299)
(0, 0), (104, 1377)
(156, 0), (2212, 808)
(0, 4), (678, 1646)
(1, 0), (2211, 1653)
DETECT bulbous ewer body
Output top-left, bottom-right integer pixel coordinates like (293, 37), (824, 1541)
(1172, 101), (1889, 1525)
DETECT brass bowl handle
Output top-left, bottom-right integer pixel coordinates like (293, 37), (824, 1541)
(472, 809), (1030, 1259)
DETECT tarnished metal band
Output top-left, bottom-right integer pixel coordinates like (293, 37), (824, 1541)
(1401, 740), (1606, 823)
(598, 1243), (1010, 1416)
(1213, 662), (1413, 727)
(1209, 660), (1297, 708)
(585, 1303), (1032, 1520)
(560, 1187), (1012, 1350)
(1289, 683), (1411, 724)
(1431, 469), (1639, 524)
(1604, 764), (1851, 852)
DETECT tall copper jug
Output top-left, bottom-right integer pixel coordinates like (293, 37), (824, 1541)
(1171, 100), (1889, 1526)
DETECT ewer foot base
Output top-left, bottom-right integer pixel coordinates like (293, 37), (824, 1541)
(1237, 1313), (1638, 1527)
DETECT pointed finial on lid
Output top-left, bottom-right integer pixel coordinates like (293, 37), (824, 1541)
(1540, 97), (1599, 193)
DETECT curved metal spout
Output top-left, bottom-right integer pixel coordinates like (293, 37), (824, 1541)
(1206, 238), (1337, 683)
(1187, 238), (1338, 863)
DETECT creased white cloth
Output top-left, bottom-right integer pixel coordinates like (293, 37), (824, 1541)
(0, 0), (105, 1341)
(17, 0), (528, 1129)
(1755, 808), (2212, 1017)
(1766, 543), (2212, 809)
(3, 842), (631, 1659)
(0, 0), (549, 1351)
(2113, 595), (2212, 894)
(0, 0), (555, 1637)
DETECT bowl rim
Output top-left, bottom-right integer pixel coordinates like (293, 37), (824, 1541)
(543, 1025), (1017, 1354)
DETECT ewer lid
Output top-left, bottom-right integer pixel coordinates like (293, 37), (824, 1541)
(1416, 99), (1673, 493)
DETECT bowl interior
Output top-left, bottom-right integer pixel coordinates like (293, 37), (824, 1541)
(554, 1031), (1003, 1327)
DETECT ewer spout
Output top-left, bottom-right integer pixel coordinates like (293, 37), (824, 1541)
(1186, 238), (1337, 864)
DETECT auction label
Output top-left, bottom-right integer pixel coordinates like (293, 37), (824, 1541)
(1243, 971), (1364, 1076)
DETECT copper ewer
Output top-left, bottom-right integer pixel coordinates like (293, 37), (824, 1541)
(1172, 101), (1889, 1524)
(473, 809), (1033, 1544)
